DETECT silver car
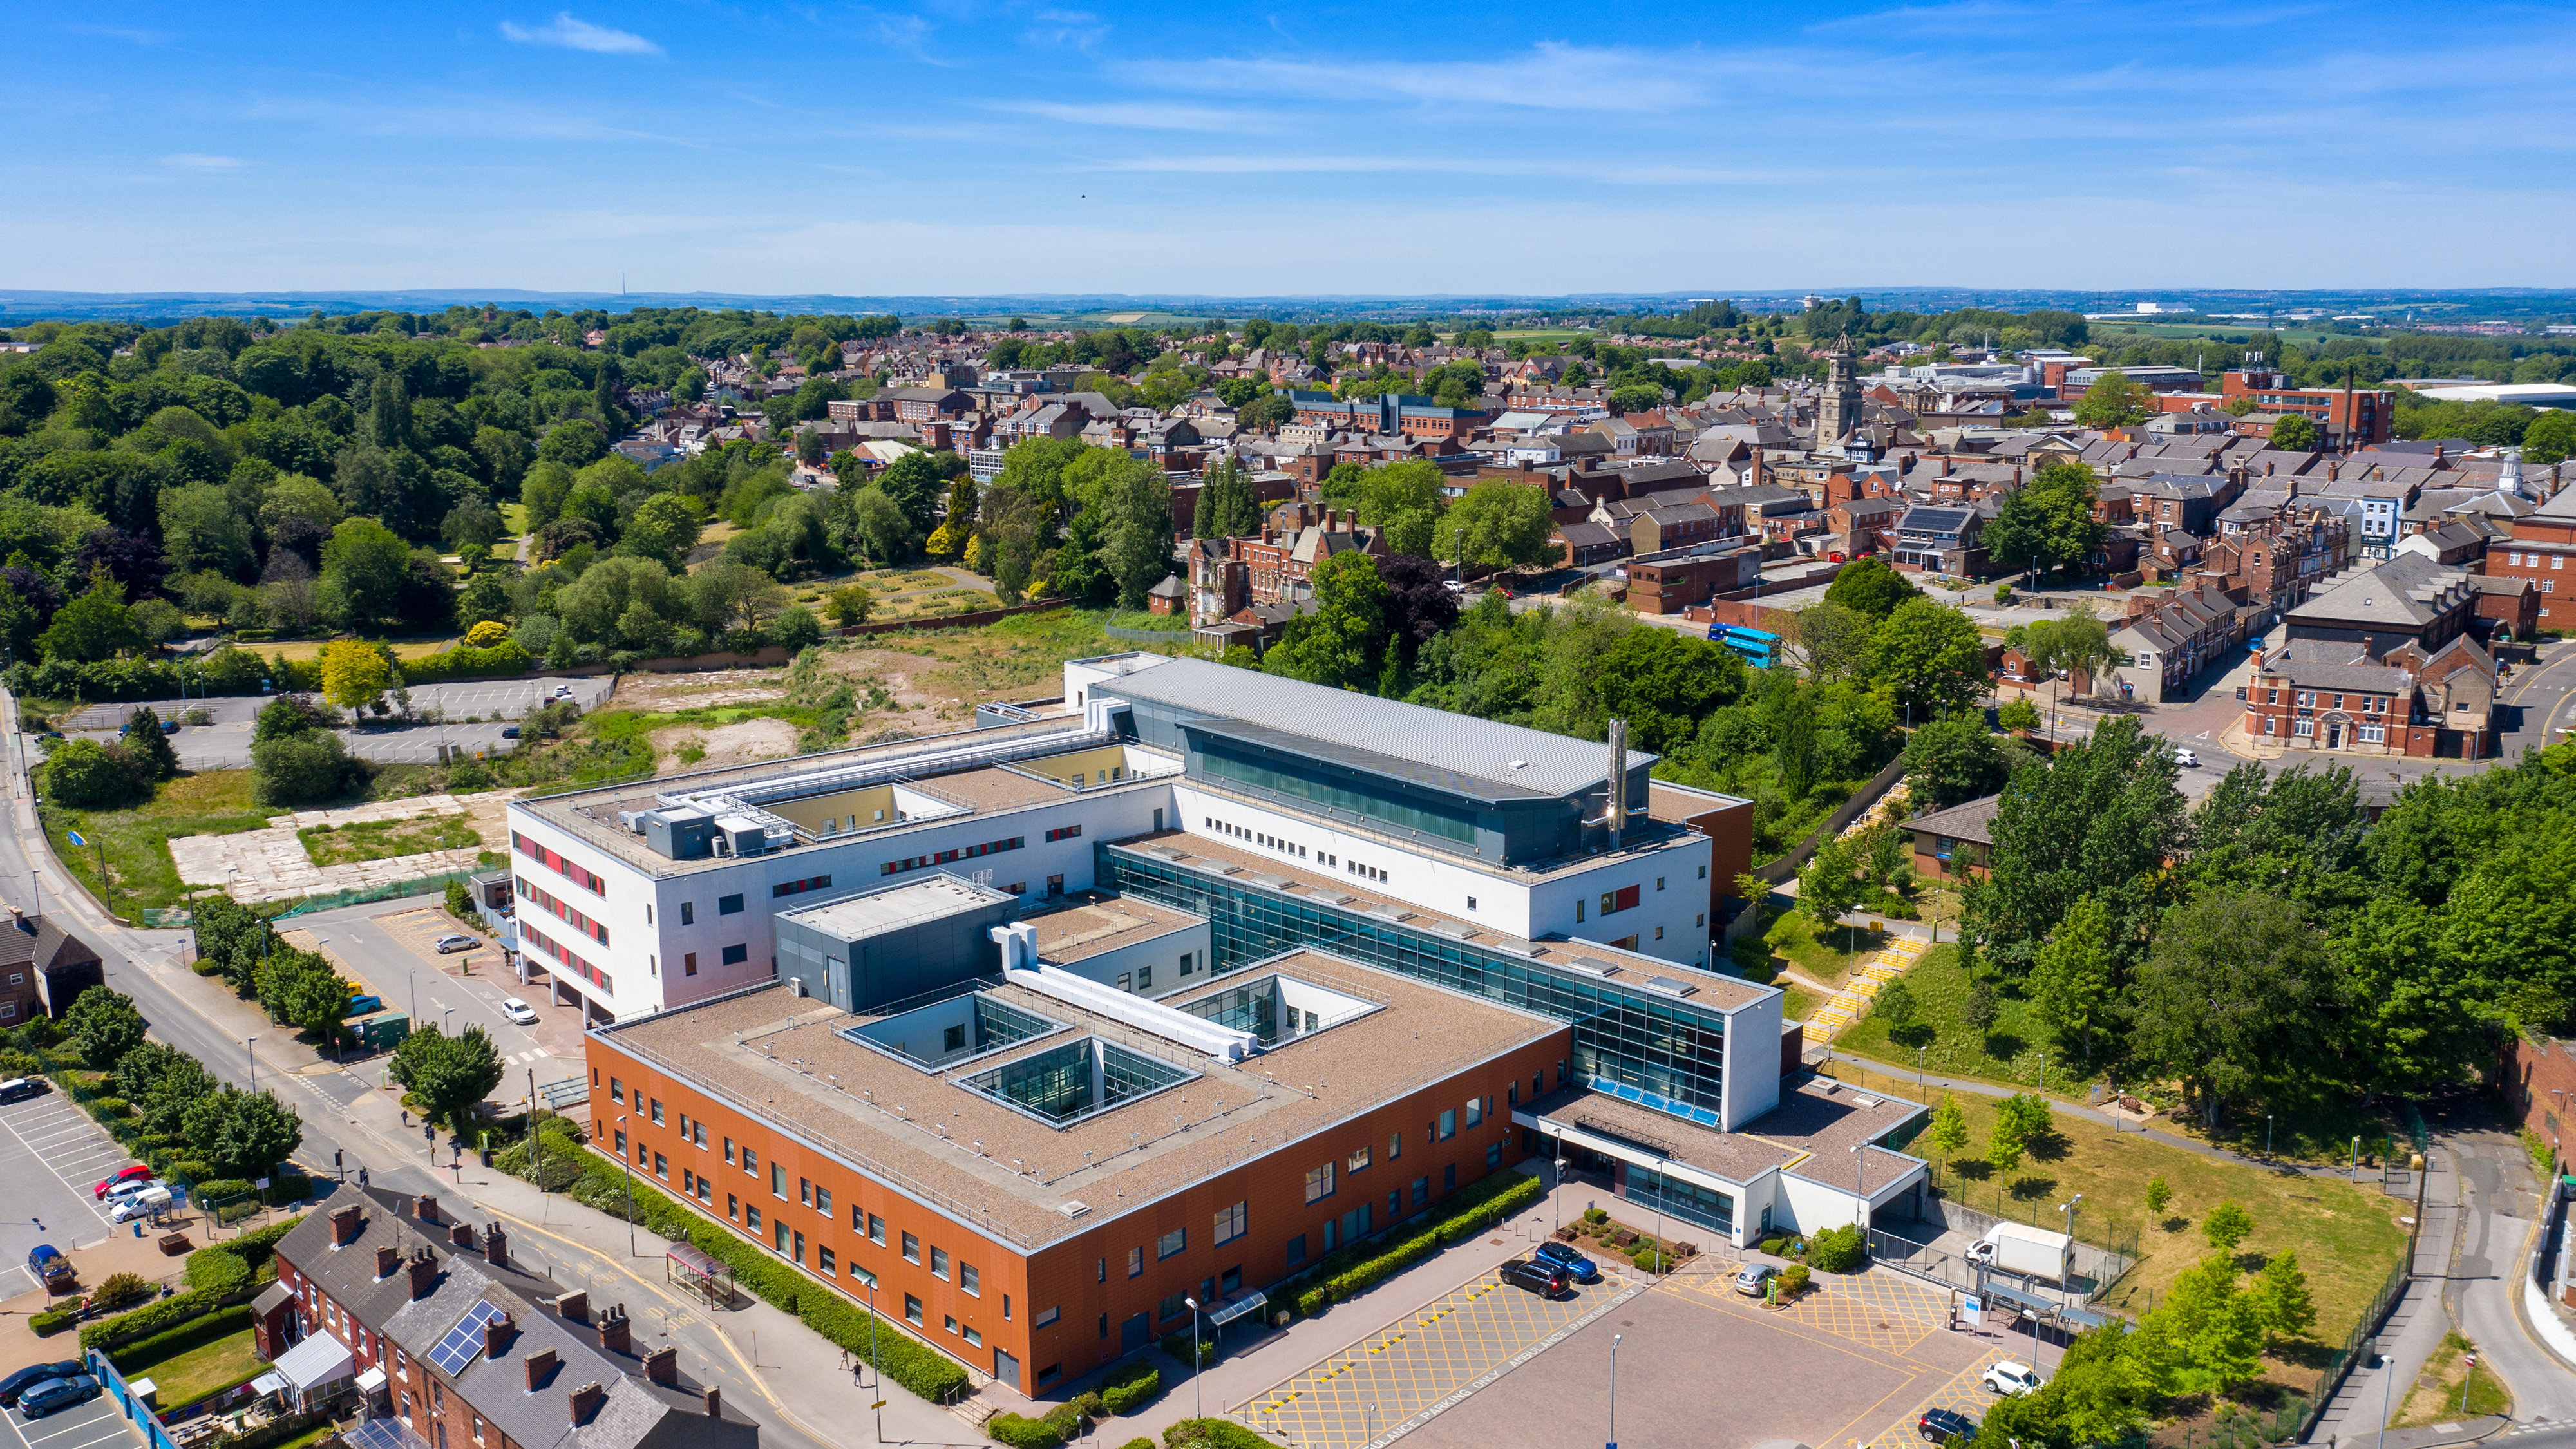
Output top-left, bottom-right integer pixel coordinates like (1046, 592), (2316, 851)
(501, 998), (538, 1026)
(1734, 1264), (1777, 1296)
(435, 933), (479, 953)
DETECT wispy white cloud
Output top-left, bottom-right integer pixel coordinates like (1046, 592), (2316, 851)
(1148, 41), (1705, 113)
(1087, 153), (1780, 185)
(996, 100), (1275, 132)
(162, 153), (246, 170)
(67, 23), (175, 45)
(240, 91), (697, 147)
(498, 12), (662, 56)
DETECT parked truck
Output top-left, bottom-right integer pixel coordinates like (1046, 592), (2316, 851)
(341, 1010), (411, 1052)
(1972, 1222), (2072, 1283)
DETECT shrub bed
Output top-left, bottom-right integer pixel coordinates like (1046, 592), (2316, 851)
(80, 1287), (217, 1350)
(31, 1305), (80, 1336)
(108, 1305), (255, 1372)
(1099, 1362), (1161, 1414)
(1286, 1170), (1544, 1317)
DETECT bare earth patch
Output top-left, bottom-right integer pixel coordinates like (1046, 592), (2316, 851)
(613, 667), (790, 713)
(652, 717), (798, 770)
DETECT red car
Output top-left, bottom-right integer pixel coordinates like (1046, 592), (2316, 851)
(95, 1165), (151, 1200)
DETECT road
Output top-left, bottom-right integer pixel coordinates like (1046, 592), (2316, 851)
(2434, 1098), (2576, 1424)
(0, 686), (833, 1449)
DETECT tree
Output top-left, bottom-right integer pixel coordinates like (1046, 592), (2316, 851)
(255, 948), (352, 1037)
(1432, 480), (1561, 571)
(1821, 556), (1919, 621)
(66, 986), (147, 1070)
(1376, 554), (1460, 669)
(2145, 1175), (2172, 1221)
(253, 693), (339, 743)
(1798, 837), (1862, 929)
(1871, 979), (1917, 1026)
(116, 1039), (215, 1138)
(2524, 409), (2576, 466)
(318, 518), (414, 630)
(1194, 456), (1262, 540)
(1099, 458), (1175, 609)
(772, 604), (822, 652)
(2249, 1250), (2316, 1343)
(318, 639), (392, 712)
(45, 738), (144, 808)
(1982, 462), (2106, 579)
(2269, 413), (2319, 451)
(251, 730), (366, 806)
(2072, 371), (2151, 429)
(1997, 696), (2041, 733)
(1960, 979), (2000, 1036)
(391, 1024), (506, 1132)
(1980, 1321), (2152, 1449)
(876, 451), (949, 536)
(1978, 716), (2190, 973)
(2202, 1200), (2254, 1252)
(925, 474), (980, 560)
(1264, 549), (1388, 692)
(1788, 601), (1873, 681)
(2132, 891), (2339, 1124)
(180, 1085), (303, 1180)
(1902, 714), (2007, 810)
(1929, 1095), (1969, 1182)
(614, 492), (701, 571)
(537, 418), (605, 468)
(826, 585), (875, 627)
(2030, 895), (2117, 1058)
(1350, 460), (1446, 558)
(123, 707), (180, 782)
(1870, 598), (1987, 719)
(1986, 1107), (2027, 1177)
(39, 573), (142, 662)
(160, 482), (256, 580)
(2023, 605), (2116, 687)
(842, 486), (916, 565)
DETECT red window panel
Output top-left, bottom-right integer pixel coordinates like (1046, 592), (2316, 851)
(1613, 885), (1640, 913)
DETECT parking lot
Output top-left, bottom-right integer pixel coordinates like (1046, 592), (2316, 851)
(1390, 1257), (2020, 1449)
(287, 903), (587, 1103)
(1, 1382), (149, 1449)
(59, 676), (618, 771)
(0, 1092), (142, 1297)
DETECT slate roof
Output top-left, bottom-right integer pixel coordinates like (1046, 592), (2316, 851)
(2288, 555), (2470, 630)
(1906, 794), (2000, 847)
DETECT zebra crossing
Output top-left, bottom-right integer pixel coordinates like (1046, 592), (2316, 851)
(1803, 934), (1929, 1041)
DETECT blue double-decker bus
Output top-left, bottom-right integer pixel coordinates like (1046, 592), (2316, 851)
(1712, 624), (1779, 668)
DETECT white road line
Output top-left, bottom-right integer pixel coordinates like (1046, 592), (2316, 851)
(24, 1422), (128, 1449)
(0, 1108), (129, 1217)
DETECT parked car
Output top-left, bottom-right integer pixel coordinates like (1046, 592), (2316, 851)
(552, 685), (573, 699)
(0, 1362), (82, 1408)
(1982, 1361), (2045, 1397)
(1965, 1238), (1996, 1267)
(435, 934), (479, 953)
(1733, 1263), (1778, 1296)
(109, 1188), (173, 1224)
(502, 727), (521, 739)
(346, 994), (384, 1017)
(1918, 1409), (1977, 1444)
(2174, 748), (2200, 768)
(24, 1244), (73, 1292)
(95, 1164), (151, 1199)
(104, 1175), (166, 1205)
(21, 1374), (101, 1418)
(501, 998), (538, 1026)
(0, 1076), (46, 1103)
(1498, 1258), (1572, 1298)
(1533, 1240), (1600, 1283)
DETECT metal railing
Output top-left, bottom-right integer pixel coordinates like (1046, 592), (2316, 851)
(2295, 1250), (2412, 1443)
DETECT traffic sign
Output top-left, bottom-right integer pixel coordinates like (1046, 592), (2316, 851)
(66, 830), (84, 846)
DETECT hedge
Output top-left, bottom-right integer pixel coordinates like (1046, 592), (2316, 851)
(1286, 1170), (1546, 1317)
(108, 1305), (255, 1373)
(503, 1141), (969, 1403)
(227, 1215), (306, 1273)
(80, 1287), (216, 1350)
(186, 1247), (253, 1297)
(1099, 1363), (1161, 1415)
(1164, 1420), (1274, 1449)
(31, 1306), (80, 1336)
(987, 1406), (1085, 1449)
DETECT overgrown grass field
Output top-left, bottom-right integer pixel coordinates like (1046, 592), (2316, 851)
(299, 814), (482, 866)
(37, 768), (270, 915)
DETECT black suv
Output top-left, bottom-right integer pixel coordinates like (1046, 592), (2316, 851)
(1918, 1409), (1978, 1444)
(1499, 1258), (1572, 1298)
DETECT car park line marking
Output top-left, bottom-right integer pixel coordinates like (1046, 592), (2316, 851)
(0, 1105), (134, 1222)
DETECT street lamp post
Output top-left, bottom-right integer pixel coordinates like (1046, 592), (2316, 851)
(2059, 1195), (2083, 1303)
(1555, 1158), (1568, 1230)
(1607, 1332), (1623, 1449)
(1184, 1296), (1204, 1423)
(2266, 1114), (2275, 1159)
(612, 1114), (635, 1256)
(1850, 1143), (1869, 1227)
(866, 1278), (883, 1443)
(245, 1036), (257, 1090)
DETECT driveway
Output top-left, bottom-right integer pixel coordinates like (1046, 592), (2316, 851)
(288, 903), (583, 1103)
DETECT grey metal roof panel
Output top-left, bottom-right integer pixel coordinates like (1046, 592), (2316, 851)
(1097, 656), (1639, 797)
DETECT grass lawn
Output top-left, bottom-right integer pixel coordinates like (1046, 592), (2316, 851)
(128, 1326), (263, 1407)
(1836, 942), (2082, 1093)
(258, 636), (459, 663)
(875, 587), (1001, 621)
(300, 813), (483, 866)
(855, 608), (1180, 705)
(1103, 608), (1191, 632)
(1759, 910), (1889, 987)
(1824, 1057), (2409, 1394)
(2391, 1331), (2511, 1427)
(37, 768), (270, 916)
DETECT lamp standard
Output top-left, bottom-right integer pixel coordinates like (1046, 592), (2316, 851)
(1184, 1297), (1204, 1423)
(612, 1114), (635, 1256)
(2059, 1195), (2083, 1303)
(245, 1036), (257, 1090)
(1850, 1143), (1869, 1226)
(2266, 1114), (2275, 1159)
(1554, 1157), (1568, 1230)
(1606, 1332), (1623, 1449)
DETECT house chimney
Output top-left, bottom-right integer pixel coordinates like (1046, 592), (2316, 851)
(643, 1347), (678, 1387)
(482, 1224), (507, 1267)
(598, 1304), (632, 1355)
(484, 1311), (514, 1359)
(414, 1194), (441, 1225)
(375, 1245), (399, 1279)
(451, 1223), (476, 1250)
(704, 1387), (723, 1419)
(524, 1348), (558, 1392)
(330, 1205), (363, 1247)
(556, 1289), (590, 1323)
(569, 1383), (607, 1426)
(406, 1248), (438, 1301)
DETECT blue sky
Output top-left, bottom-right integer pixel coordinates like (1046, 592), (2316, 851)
(3, 2), (2570, 296)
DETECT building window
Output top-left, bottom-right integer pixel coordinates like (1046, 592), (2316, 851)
(902, 1232), (920, 1264)
(1286, 1233), (1307, 1266)
(775, 1220), (790, 1254)
(1346, 1145), (1371, 1174)
(1465, 1097), (1484, 1128)
(1157, 1227), (1186, 1260)
(772, 1163), (786, 1198)
(653, 1152), (667, 1179)
(649, 1099), (663, 1125)
(816, 1186), (832, 1215)
(1387, 1131), (1401, 1160)
(1437, 1109), (1457, 1140)
(685, 953), (697, 975)
(1158, 1293), (1190, 1325)
(719, 894), (745, 914)
(1305, 1163), (1335, 1203)
(932, 1247), (950, 1280)
(609, 1077), (624, 1104)
(1035, 1305), (1060, 1329)
(1128, 1246), (1144, 1277)
(1213, 1201), (1247, 1245)
(742, 1148), (759, 1174)
(1488, 1142), (1504, 1168)
(723, 943), (749, 965)
(681, 901), (694, 925)
(1412, 1177), (1430, 1207)
(961, 1262), (979, 1296)
(867, 1213), (886, 1244)
(819, 1246), (836, 1274)
(747, 1205), (762, 1231)
(905, 1295), (923, 1326)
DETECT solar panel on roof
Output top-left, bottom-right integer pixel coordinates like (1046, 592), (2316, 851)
(426, 1300), (504, 1376)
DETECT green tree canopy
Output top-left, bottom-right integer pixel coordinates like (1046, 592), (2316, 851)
(391, 1023), (506, 1131)
(2132, 891), (2340, 1124)
(1977, 715), (2189, 972)
(1821, 556), (1920, 621)
(66, 986), (147, 1070)
(2072, 371), (2151, 429)
(181, 1085), (304, 1180)
(1262, 549), (1388, 692)
(1983, 461), (2107, 579)
(1869, 597), (1987, 719)
(1901, 713), (2006, 810)
(1432, 480), (1560, 571)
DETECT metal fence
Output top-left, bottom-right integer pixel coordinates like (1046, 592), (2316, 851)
(2295, 1250), (2412, 1442)
(272, 866), (489, 918)
(1866, 1192), (2137, 1303)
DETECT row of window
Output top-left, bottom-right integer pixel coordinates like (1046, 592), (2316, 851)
(884, 837), (1025, 876)
(772, 875), (835, 900)
(1045, 824), (1083, 843)
(2506, 551), (2567, 570)
(2275, 688), (2390, 713)
(512, 831), (605, 896)
(522, 923), (612, 996)
(519, 876), (609, 947)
